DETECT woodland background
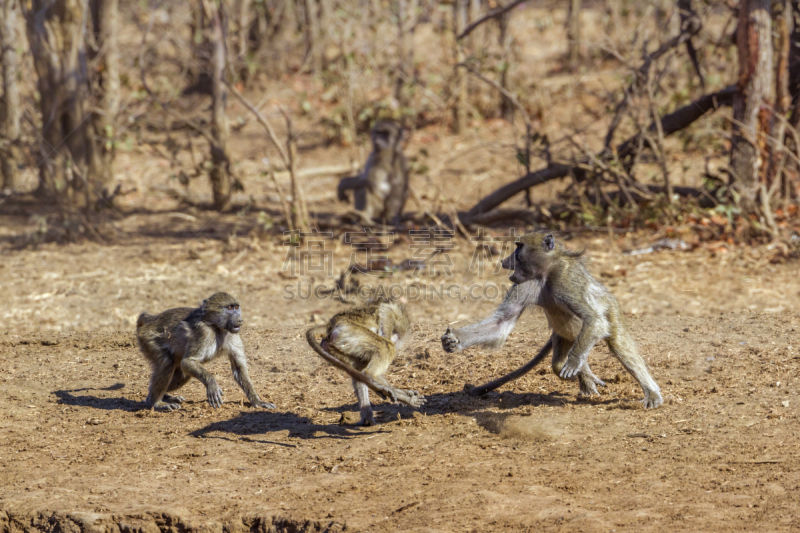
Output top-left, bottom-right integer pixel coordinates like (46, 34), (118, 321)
(0, 0), (796, 245)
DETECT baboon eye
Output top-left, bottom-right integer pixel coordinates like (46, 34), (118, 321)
(227, 305), (235, 310)
(544, 234), (555, 251)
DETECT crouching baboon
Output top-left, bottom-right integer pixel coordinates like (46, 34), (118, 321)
(337, 121), (409, 226)
(442, 232), (663, 409)
(307, 297), (425, 425)
(136, 292), (275, 411)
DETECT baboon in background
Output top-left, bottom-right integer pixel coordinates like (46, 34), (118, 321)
(135, 292), (275, 411)
(306, 297), (425, 426)
(337, 121), (409, 225)
(442, 232), (663, 408)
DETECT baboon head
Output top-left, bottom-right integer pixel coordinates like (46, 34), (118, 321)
(501, 232), (582, 284)
(202, 292), (243, 334)
(371, 121), (403, 152)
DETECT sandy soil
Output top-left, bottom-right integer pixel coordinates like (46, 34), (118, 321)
(1, 236), (800, 532)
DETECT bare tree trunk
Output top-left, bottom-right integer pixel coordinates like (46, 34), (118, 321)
(283, 112), (310, 232)
(567, 0), (581, 69)
(0, 0), (22, 191)
(319, 0), (332, 68)
(394, 0), (409, 105)
(452, 0), (468, 133)
(206, 0), (233, 211)
(189, 1), (212, 92)
(26, 0), (107, 211)
(90, 0), (119, 192)
(729, 0), (774, 204)
(304, 0), (321, 74)
(469, 0), (482, 47)
(236, 0), (252, 81)
(497, 9), (513, 121)
(770, 0), (792, 200)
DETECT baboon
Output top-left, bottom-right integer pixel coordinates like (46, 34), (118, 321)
(337, 121), (409, 225)
(306, 297), (425, 426)
(135, 292), (275, 411)
(442, 232), (663, 408)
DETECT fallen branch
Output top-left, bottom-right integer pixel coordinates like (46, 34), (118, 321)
(465, 85), (735, 218)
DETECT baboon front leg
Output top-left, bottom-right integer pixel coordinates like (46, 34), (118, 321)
(559, 323), (601, 379)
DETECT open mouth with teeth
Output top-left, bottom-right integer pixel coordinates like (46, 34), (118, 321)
(230, 325), (241, 333)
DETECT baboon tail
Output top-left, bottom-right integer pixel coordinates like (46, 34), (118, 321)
(468, 337), (554, 396)
(306, 325), (390, 401)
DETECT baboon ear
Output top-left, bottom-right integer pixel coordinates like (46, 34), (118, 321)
(201, 299), (209, 310)
(544, 234), (555, 251)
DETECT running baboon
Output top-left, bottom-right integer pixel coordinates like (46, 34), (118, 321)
(307, 297), (425, 425)
(442, 232), (662, 408)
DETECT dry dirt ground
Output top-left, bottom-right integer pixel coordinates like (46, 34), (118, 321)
(1, 233), (800, 532)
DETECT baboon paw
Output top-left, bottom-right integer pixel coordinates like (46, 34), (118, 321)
(441, 328), (461, 353)
(559, 364), (581, 380)
(641, 390), (663, 409)
(253, 400), (277, 409)
(405, 391), (426, 408)
(163, 394), (185, 403)
(152, 401), (182, 411)
(358, 417), (378, 427)
(207, 386), (224, 408)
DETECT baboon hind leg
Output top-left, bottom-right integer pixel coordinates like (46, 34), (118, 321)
(164, 370), (191, 403)
(551, 335), (605, 396)
(352, 379), (376, 426)
(328, 322), (396, 380)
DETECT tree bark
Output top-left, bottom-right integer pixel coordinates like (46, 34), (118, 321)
(497, 8), (513, 121)
(304, 0), (321, 74)
(452, 0), (468, 133)
(0, 0), (22, 191)
(90, 0), (119, 192)
(567, 0), (581, 68)
(26, 0), (108, 211)
(206, 0), (233, 211)
(729, 0), (774, 202)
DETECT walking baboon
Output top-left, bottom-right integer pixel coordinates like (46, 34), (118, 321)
(442, 232), (662, 408)
(337, 121), (409, 225)
(307, 297), (425, 425)
(135, 292), (275, 411)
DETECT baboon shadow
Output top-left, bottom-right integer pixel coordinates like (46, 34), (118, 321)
(319, 385), (631, 421)
(190, 409), (387, 442)
(53, 383), (141, 412)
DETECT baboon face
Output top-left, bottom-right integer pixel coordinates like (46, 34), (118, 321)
(501, 233), (556, 284)
(203, 292), (243, 334)
(371, 121), (401, 151)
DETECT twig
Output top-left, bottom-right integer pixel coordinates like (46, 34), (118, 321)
(268, 166), (294, 231)
(222, 78), (290, 169)
(466, 86), (735, 217)
(457, 0), (530, 41)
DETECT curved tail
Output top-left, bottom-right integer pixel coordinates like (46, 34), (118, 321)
(468, 337), (553, 396)
(306, 325), (393, 401)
